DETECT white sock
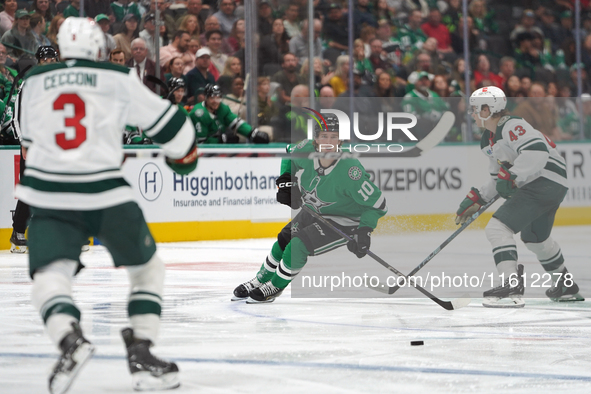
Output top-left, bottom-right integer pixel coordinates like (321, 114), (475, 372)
(130, 314), (160, 343)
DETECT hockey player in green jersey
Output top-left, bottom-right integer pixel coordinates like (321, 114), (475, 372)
(455, 86), (584, 308)
(188, 84), (269, 144)
(232, 115), (388, 303)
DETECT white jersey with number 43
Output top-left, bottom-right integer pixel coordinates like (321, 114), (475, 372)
(478, 115), (568, 201)
(15, 59), (195, 210)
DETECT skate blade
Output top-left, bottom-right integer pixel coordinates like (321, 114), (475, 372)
(49, 343), (95, 394)
(550, 293), (585, 302)
(230, 295), (248, 301)
(10, 244), (27, 254)
(245, 297), (276, 304)
(482, 296), (525, 309)
(132, 371), (180, 391)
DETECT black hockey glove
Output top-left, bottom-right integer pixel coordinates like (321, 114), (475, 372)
(250, 128), (269, 144)
(347, 226), (372, 258)
(217, 133), (240, 144)
(275, 173), (302, 209)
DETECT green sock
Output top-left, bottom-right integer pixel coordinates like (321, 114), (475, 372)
(271, 237), (309, 289)
(255, 241), (285, 283)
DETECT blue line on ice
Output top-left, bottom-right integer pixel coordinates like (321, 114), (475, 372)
(2, 352), (591, 382)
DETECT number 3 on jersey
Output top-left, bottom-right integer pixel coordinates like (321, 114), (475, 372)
(54, 93), (87, 150)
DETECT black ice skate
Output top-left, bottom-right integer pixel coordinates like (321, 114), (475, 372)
(482, 264), (525, 308)
(121, 328), (180, 391)
(10, 230), (27, 253)
(546, 270), (585, 302)
(49, 322), (95, 394)
(232, 277), (262, 301)
(246, 281), (284, 304)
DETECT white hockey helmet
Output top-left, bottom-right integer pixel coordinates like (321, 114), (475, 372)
(469, 86), (507, 124)
(57, 17), (105, 61)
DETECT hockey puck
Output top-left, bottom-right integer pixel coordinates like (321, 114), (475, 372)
(410, 341), (424, 346)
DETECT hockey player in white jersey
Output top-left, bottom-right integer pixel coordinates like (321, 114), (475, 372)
(455, 86), (584, 308)
(15, 18), (197, 393)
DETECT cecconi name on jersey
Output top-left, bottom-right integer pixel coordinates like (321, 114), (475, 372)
(44, 71), (98, 90)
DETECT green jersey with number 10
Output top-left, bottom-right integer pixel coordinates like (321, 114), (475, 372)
(284, 140), (388, 229)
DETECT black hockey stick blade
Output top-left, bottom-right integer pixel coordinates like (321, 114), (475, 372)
(300, 205), (471, 310)
(383, 194), (501, 295)
(145, 75), (169, 97)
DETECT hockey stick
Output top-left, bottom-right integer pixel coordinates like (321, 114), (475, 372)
(145, 75), (169, 98)
(373, 194), (502, 295)
(301, 205), (471, 310)
(0, 65), (31, 127)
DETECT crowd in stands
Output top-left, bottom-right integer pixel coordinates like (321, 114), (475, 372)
(0, 0), (591, 144)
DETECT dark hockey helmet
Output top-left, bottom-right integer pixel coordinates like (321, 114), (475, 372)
(313, 114), (339, 138)
(204, 83), (222, 98)
(35, 46), (58, 61)
(167, 77), (186, 102)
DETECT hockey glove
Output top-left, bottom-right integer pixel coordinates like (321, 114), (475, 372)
(276, 173), (302, 209)
(455, 187), (486, 225)
(165, 145), (198, 175)
(250, 128), (269, 144)
(347, 227), (372, 258)
(217, 133), (240, 144)
(496, 166), (517, 199)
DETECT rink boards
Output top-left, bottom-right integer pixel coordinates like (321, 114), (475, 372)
(0, 142), (590, 248)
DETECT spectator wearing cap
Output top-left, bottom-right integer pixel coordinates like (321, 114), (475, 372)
(323, 2), (349, 66)
(353, 0), (378, 37)
(63, 0), (87, 18)
(111, 0), (141, 24)
(557, 10), (574, 43)
(282, 2), (300, 38)
(113, 13), (140, 60)
(421, 8), (453, 54)
(510, 9), (544, 46)
(212, 0), (236, 37)
(401, 71), (450, 138)
(140, 13), (164, 62)
(258, 0), (274, 37)
(84, 0), (114, 19)
(538, 9), (562, 52)
(160, 29), (190, 69)
(186, 47), (215, 104)
(0, 0), (18, 37)
(1, 10), (37, 59)
(126, 37), (165, 93)
(95, 14), (117, 61)
(289, 18), (323, 66)
(205, 29), (227, 75)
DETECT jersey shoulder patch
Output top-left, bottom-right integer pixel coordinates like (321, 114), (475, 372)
(348, 166), (363, 181)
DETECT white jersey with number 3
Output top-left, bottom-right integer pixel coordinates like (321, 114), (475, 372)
(15, 59), (195, 210)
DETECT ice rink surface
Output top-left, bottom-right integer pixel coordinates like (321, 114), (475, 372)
(1, 225), (590, 393)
